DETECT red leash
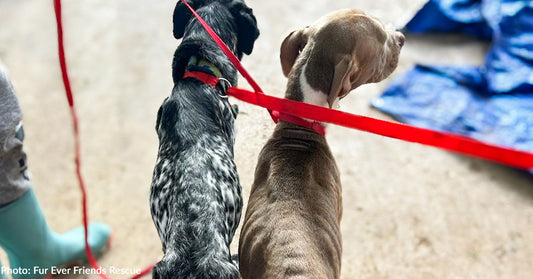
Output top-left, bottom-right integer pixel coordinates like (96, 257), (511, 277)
(53, 1), (154, 278)
(227, 87), (533, 170)
(181, 0), (533, 171)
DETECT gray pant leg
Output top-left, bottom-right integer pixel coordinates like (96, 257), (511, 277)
(0, 66), (30, 206)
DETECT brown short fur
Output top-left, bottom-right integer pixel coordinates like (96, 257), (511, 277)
(239, 9), (404, 279)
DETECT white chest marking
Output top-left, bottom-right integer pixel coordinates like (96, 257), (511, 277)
(300, 63), (329, 108)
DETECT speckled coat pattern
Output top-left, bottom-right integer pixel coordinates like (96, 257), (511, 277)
(149, 0), (259, 278)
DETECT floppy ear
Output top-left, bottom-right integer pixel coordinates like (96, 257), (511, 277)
(156, 97), (179, 141)
(173, 0), (194, 39)
(171, 44), (199, 83)
(229, 1), (260, 58)
(280, 30), (307, 77)
(328, 55), (357, 108)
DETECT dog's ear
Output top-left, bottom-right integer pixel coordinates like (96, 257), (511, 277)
(280, 29), (308, 77)
(173, 0), (195, 39)
(328, 55), (357, 108)
(172, 44), (199, 83)
(229, 1), (260, 58)
(156, 97), (180, 140)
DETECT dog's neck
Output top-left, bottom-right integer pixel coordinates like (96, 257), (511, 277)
(285, 62), (331, 108)
(281, 54), (332, 135)
(273, 121), (328, 146)
(285, 41), (343, 109)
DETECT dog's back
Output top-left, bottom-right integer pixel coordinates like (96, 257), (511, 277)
(239, 9), (403, 278)
(239, 123), (342, 279)
(150, 0), (259, 278)
(151, 82), (240, 278)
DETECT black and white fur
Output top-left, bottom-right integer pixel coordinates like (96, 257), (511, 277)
(150, 1), (259, 278)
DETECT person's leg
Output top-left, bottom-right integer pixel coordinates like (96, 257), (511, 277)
(0, 64), (29, 207)
(0, 189), (111, 279)
(0, 65), (111, 279)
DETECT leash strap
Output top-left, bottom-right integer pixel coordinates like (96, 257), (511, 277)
(53, 0), (104, 276)
(227, 87), (533, 170)
(54, 1), (155, 278)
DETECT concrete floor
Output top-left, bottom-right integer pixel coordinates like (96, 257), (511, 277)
(0, 0), (532, 278)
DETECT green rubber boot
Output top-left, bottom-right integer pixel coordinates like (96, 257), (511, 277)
(0, 259), (8, 279)
(0, 189), (111, 279)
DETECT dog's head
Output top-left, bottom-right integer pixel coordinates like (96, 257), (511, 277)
(280, 9), (404, 107)
(173, 0), (259, 59)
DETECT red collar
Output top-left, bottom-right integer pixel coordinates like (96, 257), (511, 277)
(183, 71), (220, 88)
(272, 110), (326, 136)
(183, 71), (325, 135)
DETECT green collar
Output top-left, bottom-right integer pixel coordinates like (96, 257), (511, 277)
(186, 56), (223, 78)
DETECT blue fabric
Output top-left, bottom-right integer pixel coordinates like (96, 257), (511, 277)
(484, 2), (533, 93)
(373, 65), (533, 150)
(405, 0), (493, 40)
(373, 0), (533, 170)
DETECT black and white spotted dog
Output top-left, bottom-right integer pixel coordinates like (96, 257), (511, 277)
(150, 0), (259, 278)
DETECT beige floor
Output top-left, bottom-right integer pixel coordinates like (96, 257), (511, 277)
(1, 0), (532, 278)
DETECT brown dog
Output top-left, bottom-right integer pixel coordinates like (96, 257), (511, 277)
(238, 9), (404, 279)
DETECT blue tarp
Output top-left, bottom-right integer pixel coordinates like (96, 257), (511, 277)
(373, 0), (533, 171)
